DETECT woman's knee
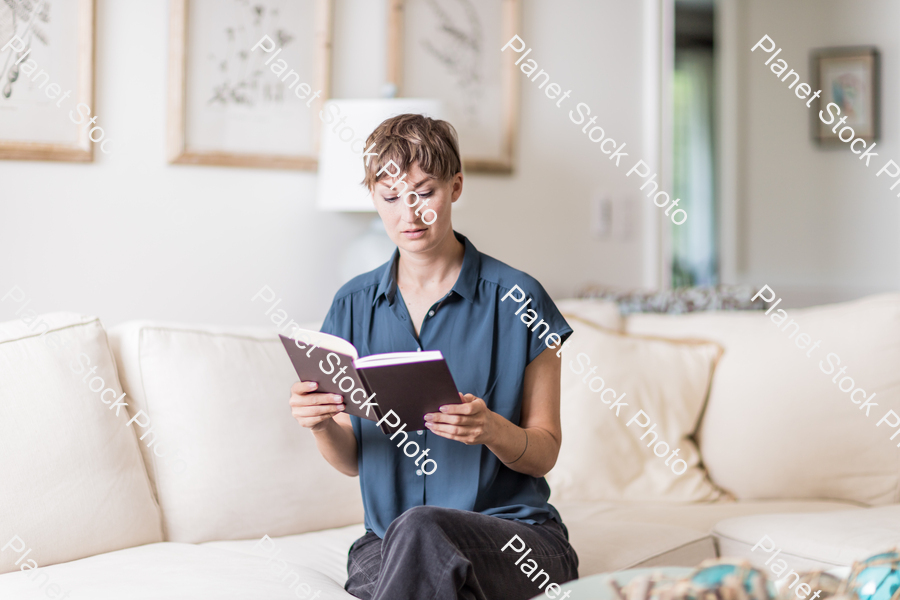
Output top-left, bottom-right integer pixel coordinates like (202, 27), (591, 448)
(397, 505), (453, 526)
(387, 505), (455, 537)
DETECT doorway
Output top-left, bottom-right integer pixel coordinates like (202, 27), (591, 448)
(672, 0), (717, 287)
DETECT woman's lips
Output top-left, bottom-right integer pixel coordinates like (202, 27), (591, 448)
(402, 229), (427, 239)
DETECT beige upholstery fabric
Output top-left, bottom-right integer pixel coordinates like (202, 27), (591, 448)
(0, 496), (863, 596)
(626, 294), (900, 506)
(0, 540), (357, 599)
(713, 505), (900, 570)
(548, 316), (725, 502)
(565, 516), (713, 576)
(204, 523), (366, 588)
(556, 299), (623, 331)
(0, 313), (162, 575)
(108, 321), (364, 544)
(555, 499), (862, 576)
(634, 539), (718, 570)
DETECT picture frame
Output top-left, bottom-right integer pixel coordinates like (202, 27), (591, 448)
(811, 46), (879, 145)
(0, 0), (96, 162)
(387, 0), (521, 174)
(167, 0), (333, 170)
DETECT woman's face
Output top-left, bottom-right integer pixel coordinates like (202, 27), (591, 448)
(372, 162), (463, 253)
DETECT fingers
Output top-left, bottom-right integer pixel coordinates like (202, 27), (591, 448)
(290, 380), (320, 395)
(438, 395), (485, 416)
(425, 412), (466, 426)
(424, 422), (462, 436)
(291, 401), (344, 430)
(425, 421), (481, 444)
(289, 381), (346, 429)
(425, 394), (494, 445)
(293, 403), (345, 417)
(290, 379), (343, 407)
(290, 392), (343, 407)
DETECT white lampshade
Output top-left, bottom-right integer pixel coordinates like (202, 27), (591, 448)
(316, 99), (445, 211)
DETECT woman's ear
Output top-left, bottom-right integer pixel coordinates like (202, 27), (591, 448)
(451, 172), (464, 203)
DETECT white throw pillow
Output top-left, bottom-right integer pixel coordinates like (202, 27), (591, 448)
(547, 315), (727, 502)
(626, 293), (900, 506)
(108, 321), (364, 544)
(555, 299), (622, 331)
(0, 313), (162, 575)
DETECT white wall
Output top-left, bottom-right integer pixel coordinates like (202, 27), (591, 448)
(720, 0), (900, 307)
(0, 0), (658, 329)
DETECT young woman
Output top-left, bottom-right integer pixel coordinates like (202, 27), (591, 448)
(289, 114), (578, 600)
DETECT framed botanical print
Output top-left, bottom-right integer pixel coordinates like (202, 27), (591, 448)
(167, 0), (333, 170)
(811, 46), (880, 144)
(387, 0), (521, 173)
(0, 0), (96, 162)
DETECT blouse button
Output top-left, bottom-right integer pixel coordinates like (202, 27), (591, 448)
(416, 469), (423, 476)
(428, 310), (435, 317)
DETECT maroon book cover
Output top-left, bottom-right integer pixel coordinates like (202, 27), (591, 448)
(279, 335), (387, 431)
(355, 358), (460, 432)
(280, 333), (461, 434)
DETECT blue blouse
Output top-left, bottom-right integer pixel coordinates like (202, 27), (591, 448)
(320, 231), (573, 538)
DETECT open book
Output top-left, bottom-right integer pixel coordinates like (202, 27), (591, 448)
(279, 329), (461, 434)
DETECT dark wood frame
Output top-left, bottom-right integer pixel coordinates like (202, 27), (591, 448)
(811, 46), (880, 145)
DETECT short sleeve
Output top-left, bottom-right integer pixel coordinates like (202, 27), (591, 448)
(319, 294), (353, 342)
(512, 280), (574, 365)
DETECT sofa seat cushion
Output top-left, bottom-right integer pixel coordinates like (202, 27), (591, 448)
(0, 313), (162, 575)
(713, 505), (900, 570)
(203, 523), (366, 588)
(0, 539), (357, 599)
(108, 321), (364, 544)
(626, 294), (900, 506)
(554, 499), (862, 576)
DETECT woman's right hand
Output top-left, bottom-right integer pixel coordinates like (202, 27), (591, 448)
(289, 381), (345, 432)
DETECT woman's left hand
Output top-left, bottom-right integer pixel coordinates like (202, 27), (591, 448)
(424, 393), (496, 445)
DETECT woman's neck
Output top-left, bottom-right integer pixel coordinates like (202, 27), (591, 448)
(397, 230), (466, 292)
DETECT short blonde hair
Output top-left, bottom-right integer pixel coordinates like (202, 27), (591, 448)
(362, 113), (462, 191)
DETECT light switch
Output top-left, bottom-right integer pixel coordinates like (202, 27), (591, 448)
(591, 193), (613, 238)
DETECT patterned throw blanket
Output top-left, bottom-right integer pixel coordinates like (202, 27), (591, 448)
(577, 285), (769, 315)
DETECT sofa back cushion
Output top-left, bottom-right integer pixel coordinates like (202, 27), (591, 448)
(626, 293), (900, 506)
(548, 315), (727, 502)
(108, 321), (364, 543)
(0, 313), (162, 575)
(555, 299), (622, 331)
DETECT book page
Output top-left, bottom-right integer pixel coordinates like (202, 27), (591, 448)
(287, 328), (358, 360)
(354, 350), (443, 368)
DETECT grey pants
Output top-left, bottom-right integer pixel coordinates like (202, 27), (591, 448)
(344, 506), (579, 600)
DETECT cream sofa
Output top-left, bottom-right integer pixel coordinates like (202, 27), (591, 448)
(2, 294), (900, 599)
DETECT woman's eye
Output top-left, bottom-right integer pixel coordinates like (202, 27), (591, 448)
(383, 190), (431, 202)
